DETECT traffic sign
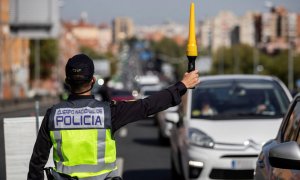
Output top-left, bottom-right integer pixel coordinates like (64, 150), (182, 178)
(9, 0), (60, 39)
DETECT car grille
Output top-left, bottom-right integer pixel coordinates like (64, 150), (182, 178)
(221, 154), (258, 158)
(214, 140), (262, 151)
(209, 169), (254, 179)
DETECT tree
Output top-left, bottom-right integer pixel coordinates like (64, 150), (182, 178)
(211, 44), (300, 88)
(150, 37), (185, 58)
(29, 39), (58, 80)
(149, 37), (186, 80)
(80, 46), (106, 59)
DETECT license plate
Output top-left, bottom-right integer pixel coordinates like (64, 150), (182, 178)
(231, 159), (254, 169)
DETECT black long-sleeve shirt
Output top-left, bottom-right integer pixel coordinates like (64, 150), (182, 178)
(27, 82), (187, 179)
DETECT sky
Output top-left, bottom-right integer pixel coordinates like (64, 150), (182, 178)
(60, 0), (300, 25)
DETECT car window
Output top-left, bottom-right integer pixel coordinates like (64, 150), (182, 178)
(285, 101), (300, 142)
(191, 79), (290, 120)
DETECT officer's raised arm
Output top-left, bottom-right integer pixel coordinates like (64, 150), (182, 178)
(111, 70), (199, 133)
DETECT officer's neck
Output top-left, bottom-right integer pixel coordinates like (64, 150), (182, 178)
(79, 91), (91, 96)
(72, 87), (92, 96)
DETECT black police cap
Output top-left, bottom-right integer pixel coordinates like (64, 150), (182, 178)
(65, 54), (94, 84)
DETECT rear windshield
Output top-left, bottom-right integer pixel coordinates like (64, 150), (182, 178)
(191, 78), (290, 120)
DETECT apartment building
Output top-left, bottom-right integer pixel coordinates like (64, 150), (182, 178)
(0, 0), (30, 100)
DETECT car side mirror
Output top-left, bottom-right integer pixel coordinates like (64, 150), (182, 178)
(269, 141), (300, 170)
(165, 112), (179, 124)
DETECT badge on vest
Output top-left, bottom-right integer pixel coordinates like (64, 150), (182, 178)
(54, 107), (105, 129)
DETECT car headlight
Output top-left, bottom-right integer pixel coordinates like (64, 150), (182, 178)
(188, 128), (214, 148)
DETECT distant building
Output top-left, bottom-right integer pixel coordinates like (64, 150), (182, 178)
(135, 22), (188, 45)
(200, 19), (213, 50)
(261, 6), (299, 53)
(58, 25), (80, 83)
(296, 14), (300, 53)
(200, 6), (300, 54)
(212, 11), (238, 51)
(240, 12), (256, 46)
(112, 17), (134, 44)
(98, 23), (112, 53)
(63, 19), (102, 52)
(0, 0), (30, 100)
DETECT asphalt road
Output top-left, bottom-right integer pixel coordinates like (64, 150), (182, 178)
(115, 118), (172, 180)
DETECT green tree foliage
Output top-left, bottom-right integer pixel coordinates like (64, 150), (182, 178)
(29, 39), (58, 80)
(150, 37), (185, 58)
(80, 46), (106, 59)
(211, 44), (300, 88)
(212, 44), (254, 74)
(149, 37), (186, 80)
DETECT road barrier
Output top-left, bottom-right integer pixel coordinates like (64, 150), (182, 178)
(1, 117), (54, 180)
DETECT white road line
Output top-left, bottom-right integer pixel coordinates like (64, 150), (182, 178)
(119, 127), (128, 138)
(116, 157), (124, 177)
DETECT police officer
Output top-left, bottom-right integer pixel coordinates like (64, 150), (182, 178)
(27, 54), (199, 180)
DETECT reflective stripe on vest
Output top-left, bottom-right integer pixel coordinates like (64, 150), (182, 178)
(50, 129), (117, 178)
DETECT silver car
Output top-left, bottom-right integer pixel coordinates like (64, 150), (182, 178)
(254, 93), (300, 179)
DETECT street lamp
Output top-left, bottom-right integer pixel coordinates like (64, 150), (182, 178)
(288, 37), (295, 90)
(287, 12), (297, 90)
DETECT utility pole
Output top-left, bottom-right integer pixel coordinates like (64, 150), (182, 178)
(34, 39), (40, 89)
(288, 13), (296, 90)
(253, 44), (259, 74)
(288, 38), (294, 90)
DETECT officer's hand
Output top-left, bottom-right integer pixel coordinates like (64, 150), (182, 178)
(181, 70), (200, 89)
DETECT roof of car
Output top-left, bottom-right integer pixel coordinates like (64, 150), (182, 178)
(199, 74), (278, 81)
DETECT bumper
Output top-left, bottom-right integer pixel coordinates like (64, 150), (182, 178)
(188, 146), (258, 180)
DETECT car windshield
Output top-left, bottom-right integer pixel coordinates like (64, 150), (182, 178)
(191, 78), (290, 120)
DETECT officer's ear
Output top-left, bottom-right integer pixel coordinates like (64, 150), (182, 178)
(91, 77), (96, 85)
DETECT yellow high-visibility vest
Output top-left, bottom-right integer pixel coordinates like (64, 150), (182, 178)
(48, 99), (117, 179)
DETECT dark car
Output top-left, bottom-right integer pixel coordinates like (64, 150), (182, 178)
(111, 89), (135, 101)
(254, 93), (300, 179)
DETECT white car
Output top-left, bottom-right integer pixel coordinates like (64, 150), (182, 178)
(169, 75), (292, 180)
(138, 84), (163, 99)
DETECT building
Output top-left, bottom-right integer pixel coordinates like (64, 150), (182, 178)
(98, 23), (112, 53)
(261, 6), (298, 53)
(135, 22), (188, 46)
(212, 11), (238, 51)
(200, 19), (213, 50)
(0, 0), (30, 100)
(63, 14), (104, 53)
(57, 25), (80, 83)
(112, 17), (134, 44)
(296, 14), (300, 53)
(239, 12), (256, 46)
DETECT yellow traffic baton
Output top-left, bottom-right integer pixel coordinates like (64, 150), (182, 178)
(186, 2), (198, 73)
